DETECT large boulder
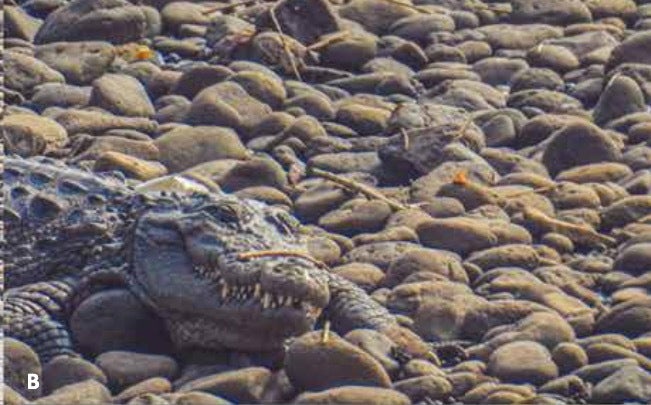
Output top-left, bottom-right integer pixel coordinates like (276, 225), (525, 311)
(34, 0), (151, 44)
(542, 121), (621, 176)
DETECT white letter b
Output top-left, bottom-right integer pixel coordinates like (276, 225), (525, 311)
(27, 373), (39, 390)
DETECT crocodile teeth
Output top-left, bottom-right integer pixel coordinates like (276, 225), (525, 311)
(262, 293), (271, 308)
(221, 284), (229, 299)
(253, 284), (261, 298)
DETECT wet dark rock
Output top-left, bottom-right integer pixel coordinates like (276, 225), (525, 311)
(379, 119), (485, 177)
(70, 289), (171, 356)
(266, 0), (341, 45)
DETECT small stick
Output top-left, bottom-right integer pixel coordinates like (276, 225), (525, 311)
(237, 250), (326, 267)
(502, 185), (557, 199)
(321, 321), (331, 343)
(400, 128), (410, 150)
(307, 30), (351, 51)
(269, 5), (303, 81)
(522, 206), (616, 248)
(307, 167), (408, 211)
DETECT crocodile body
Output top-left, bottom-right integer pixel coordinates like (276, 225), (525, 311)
(3, 156), (429, 362)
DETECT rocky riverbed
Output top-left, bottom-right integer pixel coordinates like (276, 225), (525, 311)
(4, 0), (651, 404)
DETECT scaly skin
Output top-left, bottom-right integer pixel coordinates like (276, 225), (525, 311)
(3, 156), (432, 363)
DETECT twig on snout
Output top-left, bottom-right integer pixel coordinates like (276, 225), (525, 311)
(237, 250), (327, 268)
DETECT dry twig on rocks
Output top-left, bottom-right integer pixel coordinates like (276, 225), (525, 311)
(521, 206), (616, 248)
(307, 31), (351, 51)
(269, 5), (303, 81)
(307, 167), (408, 211)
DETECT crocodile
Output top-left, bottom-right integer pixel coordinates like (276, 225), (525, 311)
(3, 156), (432, 363)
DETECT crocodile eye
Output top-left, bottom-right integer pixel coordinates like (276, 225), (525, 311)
(202, 203), (241, 223)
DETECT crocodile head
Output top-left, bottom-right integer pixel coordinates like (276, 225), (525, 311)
(131, 194), (330, 352)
